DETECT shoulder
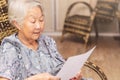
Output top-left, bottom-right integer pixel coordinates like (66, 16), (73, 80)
(1, 34), (16, 49)
(1, 33), (17, 45)
(1, 33), (20, 58)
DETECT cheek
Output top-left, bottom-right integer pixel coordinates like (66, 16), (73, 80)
(25, 21), (34, 27)
(22, 22), (34, 32)
(41, 22), (45, 30)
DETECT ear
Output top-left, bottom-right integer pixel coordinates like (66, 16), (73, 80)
(12, 20), (21, 30)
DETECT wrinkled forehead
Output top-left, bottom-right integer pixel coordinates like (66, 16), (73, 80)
(25, 6), (44, 19)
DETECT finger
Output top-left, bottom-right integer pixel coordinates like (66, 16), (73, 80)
(51, 76), (61, 80)
(75, 72), (82, 80)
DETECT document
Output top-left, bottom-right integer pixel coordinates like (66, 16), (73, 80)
(56, 46), (96, 80)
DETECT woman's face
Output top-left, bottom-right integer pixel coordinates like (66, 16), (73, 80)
(18, 6), (44, 41)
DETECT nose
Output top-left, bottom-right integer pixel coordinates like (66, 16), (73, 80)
(35, 21), (41, 29)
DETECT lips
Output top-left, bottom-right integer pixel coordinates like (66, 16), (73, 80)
(33, 32), (40, 34)
(33, 32), (41, 35)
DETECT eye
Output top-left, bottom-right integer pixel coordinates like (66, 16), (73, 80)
(39, 16), (44, 22)
(30, 18), (36, 23)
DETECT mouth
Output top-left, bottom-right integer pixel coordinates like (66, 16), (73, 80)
(33, 32), (41, 35)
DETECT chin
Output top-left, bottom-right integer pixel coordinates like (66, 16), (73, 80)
(33, 36), (40, 40)
(34, 37), (39, 40)
(32, 34), (41, 40)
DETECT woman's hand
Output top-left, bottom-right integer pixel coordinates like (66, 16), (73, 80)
(25, 73), (61, 80)
(69, 72), (82, 80)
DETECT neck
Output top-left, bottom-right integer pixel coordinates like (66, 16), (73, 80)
(17, 33), (39, 51)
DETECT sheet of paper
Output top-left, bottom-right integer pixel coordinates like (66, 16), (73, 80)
(56, 46), (96, 80)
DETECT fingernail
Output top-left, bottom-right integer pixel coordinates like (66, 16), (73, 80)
(73, 77), (77, 79)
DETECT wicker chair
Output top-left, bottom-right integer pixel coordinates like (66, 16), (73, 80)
(0, 0), (107, 80)
(95, 0), (118, 23)
(94, 0), (118, 37)
(61, 1), (97, 46)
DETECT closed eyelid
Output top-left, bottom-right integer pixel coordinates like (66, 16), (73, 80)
(39, 15), (44, 19)
(39, 15), (44, 21)
(32, 15), (44, 20)
(28, 15), (44, 22)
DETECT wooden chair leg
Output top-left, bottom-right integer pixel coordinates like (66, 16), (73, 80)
(61, 31), (65, 42)
(83, 36), (89, 49)
(94, 19), (99, 39)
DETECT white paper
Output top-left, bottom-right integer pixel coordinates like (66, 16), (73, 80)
(56, 46), (96, 80)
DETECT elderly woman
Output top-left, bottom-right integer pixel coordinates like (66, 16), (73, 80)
(0, 0), (82, 80)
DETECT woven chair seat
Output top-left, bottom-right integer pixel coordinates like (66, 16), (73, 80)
(65, 15), (90, 28)
(64, 15), (92, 38)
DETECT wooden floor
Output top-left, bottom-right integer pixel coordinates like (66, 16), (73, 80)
(52, 36), (120, 80)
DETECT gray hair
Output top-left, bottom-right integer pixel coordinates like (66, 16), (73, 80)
(8, 0), (44, 26)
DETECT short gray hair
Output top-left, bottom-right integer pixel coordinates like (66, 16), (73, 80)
(8, 0), (44, 25)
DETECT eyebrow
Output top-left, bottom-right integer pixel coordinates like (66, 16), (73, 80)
(28, 14), (44, 19)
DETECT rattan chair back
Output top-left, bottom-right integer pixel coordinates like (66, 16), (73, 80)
(0, 0), (18, 44)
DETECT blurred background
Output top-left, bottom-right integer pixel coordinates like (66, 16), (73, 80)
(40, 0), (120, 80)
